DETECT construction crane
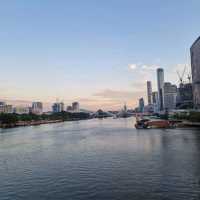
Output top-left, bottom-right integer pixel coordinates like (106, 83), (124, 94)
(177, 65), (186, 84)
(187, 66), (192, 83)
(187, 73), (192, 83)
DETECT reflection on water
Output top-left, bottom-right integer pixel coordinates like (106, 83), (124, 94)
(0, 117), (200, 200)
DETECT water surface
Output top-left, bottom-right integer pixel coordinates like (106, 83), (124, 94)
(0, 118), (200, 200)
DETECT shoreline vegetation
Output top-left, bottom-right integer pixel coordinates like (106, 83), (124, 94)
(171, 111), (200, 128)
(0, 112), (91, 128)
(1, 111), (200, 129)
(172, 111), (200, 122)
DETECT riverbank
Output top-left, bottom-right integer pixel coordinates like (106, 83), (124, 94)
(0, 119), (64, 128)
(177, 121), (200, 128)
(0, 112), (91, 129)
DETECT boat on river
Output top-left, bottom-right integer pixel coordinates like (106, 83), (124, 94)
(135, 115), (176, 129)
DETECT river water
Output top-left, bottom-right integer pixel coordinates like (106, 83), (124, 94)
(0, 117), (200, 200)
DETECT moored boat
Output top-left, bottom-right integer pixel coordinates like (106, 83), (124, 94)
(135, 119), (149, 129)
(146, 120), (171, 128)
(135, 115), (175, 129)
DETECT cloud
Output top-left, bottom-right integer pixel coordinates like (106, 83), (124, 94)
(128, 63), (160, 71)
(94, 89), (141, 99)
(93, 89), (145, 109)
(131, 82), (146, 91)
(141, 64), (160, 70)
(128, 64), (137, 70)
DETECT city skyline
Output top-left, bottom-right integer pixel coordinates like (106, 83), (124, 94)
(1, 1), (200, 110)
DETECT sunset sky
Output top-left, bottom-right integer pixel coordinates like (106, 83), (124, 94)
(0, 0), (200, 111)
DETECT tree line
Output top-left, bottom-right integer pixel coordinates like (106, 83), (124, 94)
(0, 111), (91, 125)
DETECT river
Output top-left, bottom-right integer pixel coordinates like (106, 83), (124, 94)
(0, 117), (200, 200)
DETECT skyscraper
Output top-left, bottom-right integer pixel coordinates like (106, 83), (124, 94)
(152, 92), (158, 104)
(191, 36), (200, 109)
(138, 98), (144, 113)
(157, 68), (164, 111)
(163, 82), (177, 110)
(152, 91), (159, 113)
(147, 81), (152, 105)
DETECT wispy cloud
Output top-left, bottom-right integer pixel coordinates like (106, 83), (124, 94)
(94, 89), (137, 99)
(128, 63), (160, 71)
(128, 64), (137, 70)
(141, 64), (160, 70)
(127, 62), (160, 93)
(93, 89), (144, 108)
(131, 82), (146, 91)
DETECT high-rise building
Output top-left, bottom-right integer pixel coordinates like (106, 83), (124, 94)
(52, 102), (64, 113)
(147, 81), (152, 105)
(157, 68), (164, 111)
(191, 36), (200, 109)
(32, 102), (43, 115)
(163, 82), (177, 110)
(72, 102), (79, 112)
(176, 83), (193, 108)
(138, 98), (144, 113)
(152, 91), (159, 113)
(152, 92), (158, 104)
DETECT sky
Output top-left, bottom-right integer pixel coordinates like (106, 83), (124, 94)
(0, 0), (200, 111)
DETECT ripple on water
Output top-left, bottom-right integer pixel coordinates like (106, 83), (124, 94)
(0, 118), (200, 200)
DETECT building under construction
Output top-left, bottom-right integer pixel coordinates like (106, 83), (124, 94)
(176, 83), (193, 109)
(176, 66), (193, 109)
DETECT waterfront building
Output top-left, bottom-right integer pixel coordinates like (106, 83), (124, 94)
(190, 36), (200, 109)
(176, 83), (193, 109)
(144, 104), (154, 113)
(138, 98), (144, 113)
(72, 102), (80, 112)
(157, 68), (164, 111)
(152, 91), (159, 113)
(147, 81), (152, 105)
(66, 106), (73, 112)
(0, 104), (13, 113)
(13, 106), (30, 114)
(152, 92), (159, 104)
(32, 102), (43, 115)
(0, 102), (6, 106)
(163, 82), (177, 110)
(52, 102), (64, 113)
